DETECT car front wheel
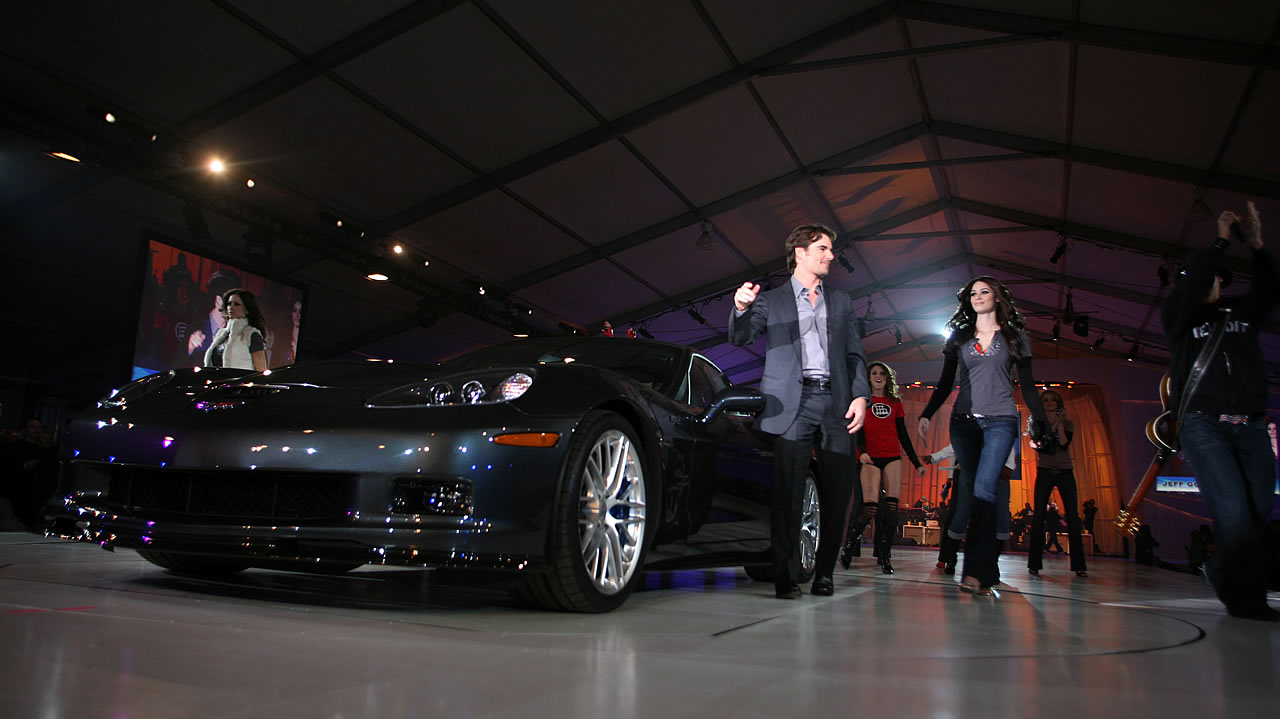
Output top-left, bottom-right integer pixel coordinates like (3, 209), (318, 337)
(520, 411), (649, 612)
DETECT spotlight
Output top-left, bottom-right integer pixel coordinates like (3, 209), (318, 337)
(1127, 343), (1138, 362)
(510, 303), (532, 317)
(1158, 264), (1170, 287)
(104, 112), (117, 124)
(245, 178), (255, 188)
(1049, 236), (1067, 264)
(1091, 335), (1104, 351)
(46, 151), (80, 162)
(1063, 291), (1074, 323)
(366, 273), (389, 282)
(1072, 315), (1089, 337)
(392, 243), (404, 255)
(209, 158), (225, 173)
(838, 253), (855, 273)
(687, 308), (706, 324)
(695, 222), (714, 251)
(1052, 323), (1060, 342)
(894, 325), (902, 344)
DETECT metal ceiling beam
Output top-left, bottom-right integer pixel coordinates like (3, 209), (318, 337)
(950, 197), (1257, 275)
(505, 123), (931, 292)
(969, 255), (1163, 309)
(930, 121), (1280, 199)
(368, 2), (899, 236)
(898, 0), (1280, 69)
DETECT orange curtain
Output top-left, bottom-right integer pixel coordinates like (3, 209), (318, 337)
(899, 385), (1123, 553)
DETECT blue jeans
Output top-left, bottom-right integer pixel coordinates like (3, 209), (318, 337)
(949, 414), (1019, 586)
(1179, 412), (1275, 611)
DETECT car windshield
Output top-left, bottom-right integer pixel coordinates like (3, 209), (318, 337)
(445, 338), (687, 396)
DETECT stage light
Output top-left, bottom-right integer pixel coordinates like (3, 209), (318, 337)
(209, 158), (225, 173)
(104, 112), (117, 124)
(1091, 335), (1104, 351)
(47, 151), (80, 162)
(838, 253), (855, 273)
(687, 308), (706, 324)
(695, 222), (714, 251)
(894, 325), (902, 344)
(245, 178), (255, 188)
(1052, 323), (1060, 342)
(1073, 315), (1089, 337)
(366, 273), (389, 281)
(1127, 344), (1138, 362)
(392, 243), (404, 255)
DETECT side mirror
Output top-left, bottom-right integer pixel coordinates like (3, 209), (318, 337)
(700, 386), (764, 423)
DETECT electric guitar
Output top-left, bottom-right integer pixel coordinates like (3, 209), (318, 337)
(1115, 372), (1175, 536)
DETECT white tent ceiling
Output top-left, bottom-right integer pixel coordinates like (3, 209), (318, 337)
(3, 0), (1279, 399)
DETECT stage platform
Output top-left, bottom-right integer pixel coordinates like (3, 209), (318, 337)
(1, 531), (1275, 718)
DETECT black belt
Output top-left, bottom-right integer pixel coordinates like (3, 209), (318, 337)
(801, 376), (831, 391)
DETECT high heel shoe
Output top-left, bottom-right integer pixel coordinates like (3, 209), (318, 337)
(839, 531), (862, 570)
(1028, 568), (1039, 576)
(1075, 570), (1088, 577)
(880, 557), (894, 574)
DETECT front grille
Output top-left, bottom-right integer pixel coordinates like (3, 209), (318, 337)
(103, 467), (354, 523)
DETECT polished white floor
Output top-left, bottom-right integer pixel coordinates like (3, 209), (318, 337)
(2, 531), (1276, 719)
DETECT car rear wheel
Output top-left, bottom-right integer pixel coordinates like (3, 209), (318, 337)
(742, 471), (820, 584)
(137, 550), (251, 577)
(519, 411), (649, 612)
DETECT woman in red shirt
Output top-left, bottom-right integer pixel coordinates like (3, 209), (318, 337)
(840, 362), (924, 573)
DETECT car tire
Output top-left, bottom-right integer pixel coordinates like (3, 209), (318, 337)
(137, 550), (251, 577)
(742, 471), (821, 584)
(520, 410), (650, 612)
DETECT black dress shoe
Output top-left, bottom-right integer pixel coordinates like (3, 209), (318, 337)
(943, 563), (955, 575)
(1227, 604), (1280, 621)
(810, 576), (834, 596)
(880, 559), (894, 574)
(775, 583), (803, 599)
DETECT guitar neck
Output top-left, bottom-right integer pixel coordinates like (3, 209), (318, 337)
(1115, 449), (1170, 536)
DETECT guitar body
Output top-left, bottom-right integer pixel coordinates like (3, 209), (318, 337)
(1116, 372), (1176, 536)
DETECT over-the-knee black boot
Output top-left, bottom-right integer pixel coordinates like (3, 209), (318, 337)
(878, 497), (898, 574)
(840, 502), (877, 569)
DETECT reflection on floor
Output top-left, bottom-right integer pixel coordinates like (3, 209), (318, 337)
(2, 532), (1276, 718)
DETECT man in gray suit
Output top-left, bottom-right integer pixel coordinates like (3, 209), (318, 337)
(729, 223), (870, 598)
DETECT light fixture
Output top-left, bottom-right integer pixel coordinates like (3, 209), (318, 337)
(209, 158), (225, 173)
(46, 151), (81, 162)
(1052, 323), (1060, 342)
(687, 308), (706, 324)
(1049, 235), (1067, 264)
(695, 222), (714, 251)
(1158, 263), (1170, 287)
(366, 273), (389, 282)
(245, 178), (255, 188)
(838, 252), (855, 273)
(392, 243), (404, 255)
(1072, 315), (1089, 337)
(1127, 343), (1138, 362)
(1091, 335), (1104, 351)
(1063, 291), (1074, 323)
(894, 325), (902, 344)
(104, 112), (117, 124)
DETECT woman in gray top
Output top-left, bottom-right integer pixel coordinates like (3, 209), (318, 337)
(918, 277), (1049, 597)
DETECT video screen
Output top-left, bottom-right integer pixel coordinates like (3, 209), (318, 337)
(1157, 430), (1280, 494)
(132, 232), (306, 380)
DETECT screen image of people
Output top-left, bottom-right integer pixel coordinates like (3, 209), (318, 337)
(132, 236), (305, 379)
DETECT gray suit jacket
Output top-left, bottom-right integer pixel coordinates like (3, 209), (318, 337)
(728, 281), (870, 436)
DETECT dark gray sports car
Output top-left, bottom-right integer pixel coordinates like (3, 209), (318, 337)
(51, 337), (825, 611)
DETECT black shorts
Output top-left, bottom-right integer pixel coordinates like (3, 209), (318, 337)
(868, 455), (901, 471)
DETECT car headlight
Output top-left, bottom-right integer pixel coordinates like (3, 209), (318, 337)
(366, 371), (534, 408)
(100, 370), (176, 408)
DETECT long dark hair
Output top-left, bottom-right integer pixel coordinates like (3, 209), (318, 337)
(867, 361), (901, 400)
(223, 288), (266, 335)
(944, 276), (1029, 360)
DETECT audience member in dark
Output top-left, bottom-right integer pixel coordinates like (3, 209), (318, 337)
(1, 418), (58, 530)
(1262, 520), (1280, 591)
(1186, 526), (1212, 572)
(1082, 498), (1099, 552)
(1135, 524), (1160, 566)
(1042, 502), (1065, 553)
